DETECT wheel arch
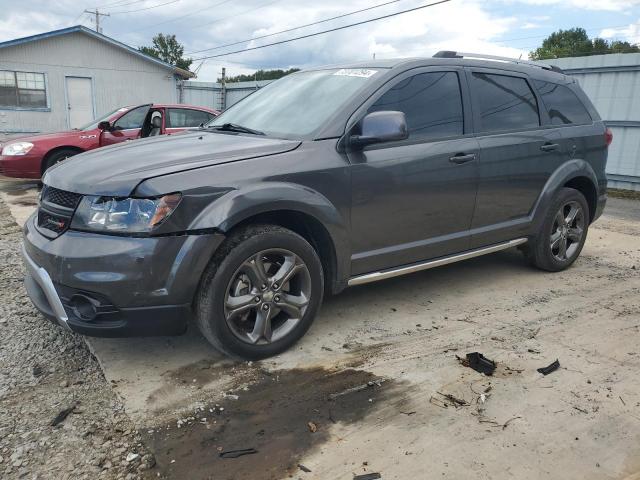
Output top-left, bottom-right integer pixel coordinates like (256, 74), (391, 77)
(531, 159), (600, 230)
(191, 182), (351, 294)
(41, 146), (84, 175)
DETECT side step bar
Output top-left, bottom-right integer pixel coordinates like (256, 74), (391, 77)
(348, 238), (528, 287)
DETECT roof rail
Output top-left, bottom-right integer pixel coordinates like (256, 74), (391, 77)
(433, 51), (564, 73)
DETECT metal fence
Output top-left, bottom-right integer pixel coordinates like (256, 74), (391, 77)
(551, 53), (640, 191)
(178, 79), (274, 111)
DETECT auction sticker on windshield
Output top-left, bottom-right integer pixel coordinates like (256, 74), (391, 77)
(333, 69), (378, 78)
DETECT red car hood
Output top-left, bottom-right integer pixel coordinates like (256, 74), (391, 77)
(3, 130), (93, 145)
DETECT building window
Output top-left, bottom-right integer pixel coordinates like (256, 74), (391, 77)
(0, 71), (47, 109)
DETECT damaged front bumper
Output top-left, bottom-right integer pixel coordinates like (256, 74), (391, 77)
(22, 213), (225, 337)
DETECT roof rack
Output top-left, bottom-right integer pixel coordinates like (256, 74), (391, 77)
(433, 51), (564, 73)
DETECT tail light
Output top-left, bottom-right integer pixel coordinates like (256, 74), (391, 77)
(605, 127), (613, 147)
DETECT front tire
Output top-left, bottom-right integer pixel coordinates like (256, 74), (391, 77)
(195, 224), (324, 359)
(526, 187), (590, 272)
(42, 148), (79, 174)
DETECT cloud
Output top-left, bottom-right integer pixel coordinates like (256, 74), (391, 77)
(0, 0), (637, 81)
(507, 0), (640, 11)
(600, 19), (640, 43)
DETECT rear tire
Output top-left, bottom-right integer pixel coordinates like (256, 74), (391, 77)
(526, 187), (590, 272)
(42, 149), (79, 175)
(195, 224), (324, 360)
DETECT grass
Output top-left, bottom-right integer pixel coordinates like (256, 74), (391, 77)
(608, 188), (640, 200)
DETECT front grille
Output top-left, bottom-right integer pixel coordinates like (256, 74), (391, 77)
(36, 185), (82, 238)
(41, 186), (82, 209)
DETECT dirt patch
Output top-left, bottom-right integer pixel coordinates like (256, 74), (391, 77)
(143, 366), (400, 480)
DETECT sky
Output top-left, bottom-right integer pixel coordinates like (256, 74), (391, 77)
(0, 0), (639, 81)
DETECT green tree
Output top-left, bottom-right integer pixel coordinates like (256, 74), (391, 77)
(139, 33), (192, 71)
(530, 27), (640, 60)
(219, 68), (300, 83)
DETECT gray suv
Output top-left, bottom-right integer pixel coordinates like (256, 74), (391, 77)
(22, 52), (609, 359)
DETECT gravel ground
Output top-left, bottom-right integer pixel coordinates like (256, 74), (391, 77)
(0, 199), (155, 480)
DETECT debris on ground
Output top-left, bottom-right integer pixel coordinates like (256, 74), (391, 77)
(298, 464), (312, 472)
(219, 448), (258, 459)
(354, 473), (382, 480)
(328, 380), (385, 400)
(307, 421), (317, 433)
(457, 352), (496, 376)
(430, 391), (470, 409)
(537, 359), (560, 376)
(125, 452), (139, 462)
(50, 402), (78, 427)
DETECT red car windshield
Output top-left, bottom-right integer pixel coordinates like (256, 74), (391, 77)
(75, 107), (129, 131)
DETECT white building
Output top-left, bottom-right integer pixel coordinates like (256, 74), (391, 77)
(0, 25), (193, 140)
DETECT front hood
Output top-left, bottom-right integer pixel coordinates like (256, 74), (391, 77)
(43, 131), (301, 196)
(3, 130), (88, 145)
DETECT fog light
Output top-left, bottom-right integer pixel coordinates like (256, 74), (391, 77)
(68, 294), (99, 321)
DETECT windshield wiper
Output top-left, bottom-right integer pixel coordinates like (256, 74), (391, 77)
(208, 123), (265, 135)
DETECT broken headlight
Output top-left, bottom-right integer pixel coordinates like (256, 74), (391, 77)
(71, 193), (181, 233)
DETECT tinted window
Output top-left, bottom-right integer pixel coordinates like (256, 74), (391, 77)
(113, 106), (149, 129)
(168, 108), (214, 128)
(472, 73), (539, 132)
(368, 72), (464, 140)
(533, 80), (592, 125)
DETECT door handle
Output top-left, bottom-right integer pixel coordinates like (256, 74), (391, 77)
(540, 143), (559, 152)
(449, 153), (476, 164)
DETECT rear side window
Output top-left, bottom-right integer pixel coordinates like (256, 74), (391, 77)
(533, 80), (592, 125)
(167, 108), (214, 128)
(367, 71), (464, 140)
(472, 73), (539, 132)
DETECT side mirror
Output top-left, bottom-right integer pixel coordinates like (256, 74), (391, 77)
(97, 121), (112, 131)
(350, 111), (408, 149)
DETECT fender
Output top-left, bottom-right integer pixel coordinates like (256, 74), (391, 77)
(190, 181), (351, 291)
(530, 158), (599, 232)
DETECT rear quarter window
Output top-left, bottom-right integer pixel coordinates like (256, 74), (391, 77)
(533, 80), (592, 125)
(471, 73), (540, 133)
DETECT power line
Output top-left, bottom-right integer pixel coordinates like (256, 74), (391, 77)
(186, 0), (408, 55)
(191, 0), (452, 61)
(94, 0), (143, 8)
(108, 0), (180, 14)
(139, 0), (235, 30)
(189, 0), (282, 31)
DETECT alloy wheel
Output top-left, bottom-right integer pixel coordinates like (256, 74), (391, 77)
(550, 200), (585, 262)
(223, 248), (312, 345)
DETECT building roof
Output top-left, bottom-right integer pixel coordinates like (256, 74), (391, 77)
(0, 25), (194, 79)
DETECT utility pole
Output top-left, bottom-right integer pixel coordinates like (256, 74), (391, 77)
(220, 67), (227, 111)
(84, 9), (110, 33)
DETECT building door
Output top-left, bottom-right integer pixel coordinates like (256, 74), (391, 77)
(65, 77), (94, 129)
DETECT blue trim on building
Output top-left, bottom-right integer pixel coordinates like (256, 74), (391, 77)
(0, 25), (193, 79)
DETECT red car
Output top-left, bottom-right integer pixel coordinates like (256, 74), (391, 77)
(0, 103), (219, 179)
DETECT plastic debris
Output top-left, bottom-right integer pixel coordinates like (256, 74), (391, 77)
(354, 474), (382, 480)
(219, 448), (258, 459)
(458, 352), (496, 376)
(537, 359), (560, 375)
(298, 464), (312, 473)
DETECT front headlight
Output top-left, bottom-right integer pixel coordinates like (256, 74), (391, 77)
(71, 193), (181, 233)
(2, 141), (34, 156)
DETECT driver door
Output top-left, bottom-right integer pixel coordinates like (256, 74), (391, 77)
(348, 68), (479, 275)
(100, 105), (151, 146)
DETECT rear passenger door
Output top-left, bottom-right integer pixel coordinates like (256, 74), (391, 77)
(166, 108), (216, 135)
(349, 68), (479, 275)
(467, 69), (562, 248)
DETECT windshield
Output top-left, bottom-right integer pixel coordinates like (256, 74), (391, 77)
(77, 107), (129, 131)
(206, 68), (380, 138)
